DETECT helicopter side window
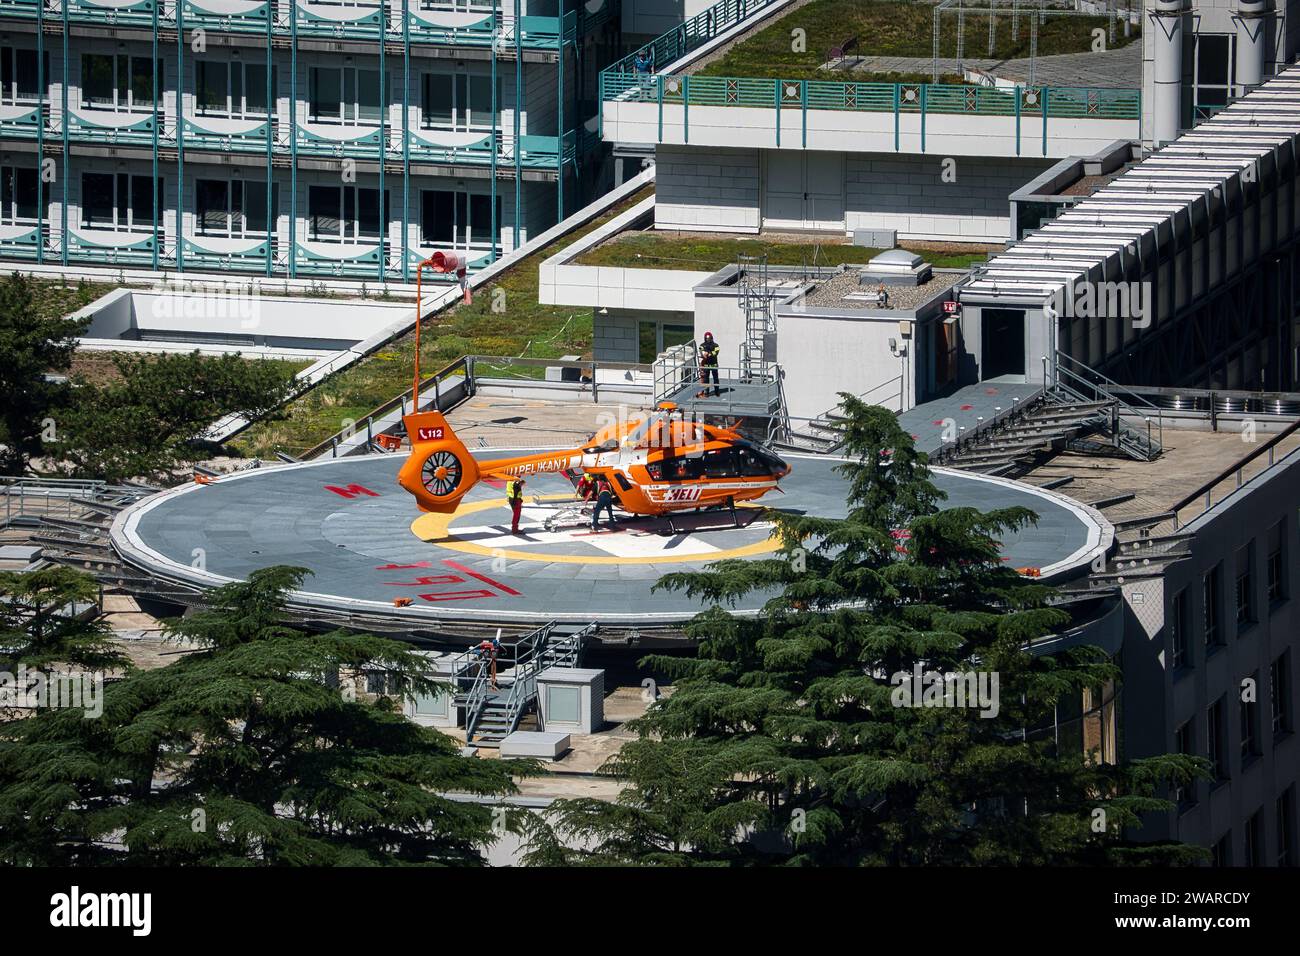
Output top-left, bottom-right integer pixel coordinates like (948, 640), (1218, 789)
(703, 448), (740, 478)
(648, 455), (704, 481)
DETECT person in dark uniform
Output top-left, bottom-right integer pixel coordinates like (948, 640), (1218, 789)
(592, 475), (617, 531)
(698, 331), (720, 397)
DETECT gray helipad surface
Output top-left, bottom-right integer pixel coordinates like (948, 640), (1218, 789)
(111, 449), (1109, 626)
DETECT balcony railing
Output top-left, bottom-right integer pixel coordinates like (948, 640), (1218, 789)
(0, 0), (587, 48)
(600, 73), (1142, 123)
(23, 103), (577, 169)
(603, 0), (779, 76)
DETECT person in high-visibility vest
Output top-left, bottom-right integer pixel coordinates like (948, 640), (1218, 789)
(508, 476), (526, 534)
(698, 331), (721, 397)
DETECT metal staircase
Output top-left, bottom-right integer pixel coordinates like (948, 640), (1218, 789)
(939, 354), (1164, 476)
(1048, 351), (1163, 461)
(454, 622), (592, 750)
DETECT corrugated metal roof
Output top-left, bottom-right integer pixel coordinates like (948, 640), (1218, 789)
(962, 65), (1300, 304)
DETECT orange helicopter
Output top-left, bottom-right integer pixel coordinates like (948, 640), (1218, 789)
(397, 403), (791, 521)
(396, 256), (791, 522)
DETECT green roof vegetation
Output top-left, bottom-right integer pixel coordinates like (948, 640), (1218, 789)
(695, 0), (1140, 82)
(575, 233), (994, 272)
(233, 185), (655, 459)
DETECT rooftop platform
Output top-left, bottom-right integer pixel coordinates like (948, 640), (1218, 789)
(899, 378), (1043, 456)
(110, 447), (1110, 637)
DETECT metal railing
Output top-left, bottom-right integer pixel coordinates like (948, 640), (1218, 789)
(1171, 418), (1300, 530)
(301, 355), (471, 461)
(453, 621), (589, 744)
(1050, 350), (1163, 459)
(601, 72), (1141, 119)
(1, 477), (111, 527)
(604, 0), (780, 77)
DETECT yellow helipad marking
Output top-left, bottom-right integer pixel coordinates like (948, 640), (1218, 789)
(411, 494), (781, 565)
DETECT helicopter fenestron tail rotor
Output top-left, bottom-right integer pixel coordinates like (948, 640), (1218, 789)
(398, 410), (482, 513)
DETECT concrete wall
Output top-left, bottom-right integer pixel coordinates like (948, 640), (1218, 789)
(76, 289), (408, 357)
(846, 153), (1052, 243)
(654, 145), (1046, 241)
(592, 307), (694, 362)
(621, 0), (716, 39)
(1123, 446), (1300, 862)
(604, 98), (1141, 160)
(654, 145), (762, 232)
(774, 308), (920, 419)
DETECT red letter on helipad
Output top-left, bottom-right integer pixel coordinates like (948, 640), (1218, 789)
(325, 484), (380, 499)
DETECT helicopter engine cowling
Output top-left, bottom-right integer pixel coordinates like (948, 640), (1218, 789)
(397, 410), (481, 513)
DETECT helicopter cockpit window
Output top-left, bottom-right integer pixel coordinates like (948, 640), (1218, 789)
(647, 455), (704, 482)
(735, 446), (775, 477)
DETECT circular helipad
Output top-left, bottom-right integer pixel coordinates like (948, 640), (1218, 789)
(110, 450), (1111, 629)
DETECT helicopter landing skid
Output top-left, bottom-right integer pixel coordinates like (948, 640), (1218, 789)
(661, 497), (753, 536)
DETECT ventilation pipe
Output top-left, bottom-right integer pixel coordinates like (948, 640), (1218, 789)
(1151, 0), (1189, 145)
(1234, 0), (1272, 92)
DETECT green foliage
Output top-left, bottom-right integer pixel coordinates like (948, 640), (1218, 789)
(533, 398), (1209, 866)
(575, 234), (992, 272)
(0, 565), (131, 674)
(50, 351), (296, 482)
(697, 0), (1140, 82)
(0, 566), (529, 865)
(0, 273), (90, 475)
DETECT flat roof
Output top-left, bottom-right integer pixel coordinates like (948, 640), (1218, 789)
(963, 64), (1300, 304)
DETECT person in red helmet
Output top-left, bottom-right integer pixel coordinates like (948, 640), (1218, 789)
(698, 330), (720, 398)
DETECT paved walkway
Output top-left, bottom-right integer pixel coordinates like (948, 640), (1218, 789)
(825, 43), (1141, 88)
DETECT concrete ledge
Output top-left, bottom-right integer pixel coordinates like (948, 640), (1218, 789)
(499, 731), (571, 760)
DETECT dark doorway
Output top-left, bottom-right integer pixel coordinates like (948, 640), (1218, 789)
(981, 309), (1026, 378)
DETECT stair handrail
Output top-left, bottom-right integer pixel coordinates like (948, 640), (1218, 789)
(457, 652), (492, 744)
(1052, 350), (1164, 456)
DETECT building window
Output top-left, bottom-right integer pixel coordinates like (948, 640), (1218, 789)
(1272, 651), (1293, 739)
(638, 321), (696, 365)
(308, 185), (387, 242)
(1203, 565), (1223, 649)
(195, 179), (277, 236)
(1245, 810), (1263, 867)
(422, 72), (499, 130)
(0, 48), (48, 104)
(1192, 34), (1233, 123)
(1278, 787), (1296, 867)
(1207, 697), (1228, 782)
(1266, 519), (1286, 606)
(81, 54), (161, 112)
(364, 671), (404, 696)
(1211, 832), (1232, 867)
(80, 173), (159, 232)
(547, 685), (580, 724)
(419, 189), (499, 249)
(196, 61), (274, 118)
(411, 686), (448, 719)
(1240, 674), (1259, 763)
(0, 166), (39, 224)
(309, 66), (382, 124)
(1170, 587), (1189, 671)
(1174, 720), (1196, 810)
(1234, 544), (1254, 630)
